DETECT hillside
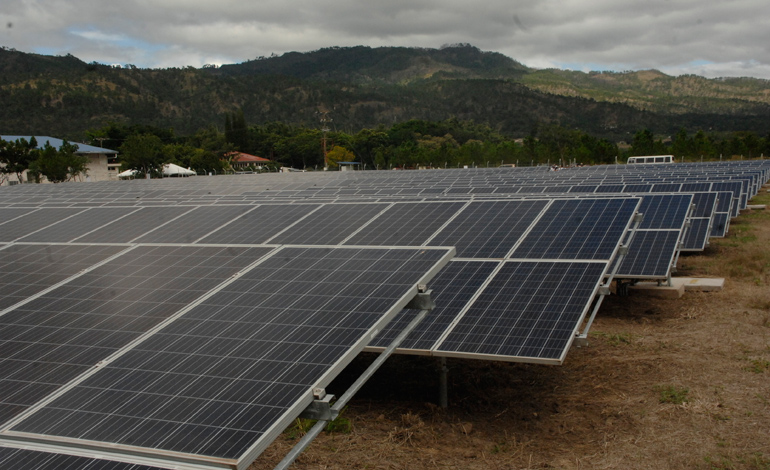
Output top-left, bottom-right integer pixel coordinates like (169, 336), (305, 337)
(522, 68), (770, 115)
(1, 45), (770, 140)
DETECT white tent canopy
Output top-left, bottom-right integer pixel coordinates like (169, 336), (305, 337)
(162, 163), (196, 177)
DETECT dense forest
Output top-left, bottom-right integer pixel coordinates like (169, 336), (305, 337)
(76, 119), (770, 176)
(2, 45), (770, 142)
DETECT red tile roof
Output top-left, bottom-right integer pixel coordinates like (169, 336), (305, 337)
(226, 151), (271, 163)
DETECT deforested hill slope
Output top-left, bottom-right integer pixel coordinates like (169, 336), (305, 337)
(521, 67), (770, 115)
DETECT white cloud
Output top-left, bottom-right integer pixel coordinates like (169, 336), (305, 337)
(71, 30), (126, 43)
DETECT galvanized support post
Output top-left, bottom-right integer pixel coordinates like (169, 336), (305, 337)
(438, 357), (448, 409)
(575, 210), (643, 346)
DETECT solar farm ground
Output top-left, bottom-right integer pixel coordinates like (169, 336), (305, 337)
(255, 190), (770, 470)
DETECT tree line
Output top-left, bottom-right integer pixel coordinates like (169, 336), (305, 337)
(4, 119), (769, 183)
(92, 117), (770, 174)
(0, 137), (88, 184)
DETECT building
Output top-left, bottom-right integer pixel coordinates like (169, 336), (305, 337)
(226, 151), (272, 170)
(1, 135), (120, 183)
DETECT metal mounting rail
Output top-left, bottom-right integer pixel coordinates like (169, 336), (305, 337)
(274, 290), (434, 470)
(575, 211), (644, 346)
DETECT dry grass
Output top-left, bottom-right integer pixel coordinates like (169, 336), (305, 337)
(252, 190), (770, 470)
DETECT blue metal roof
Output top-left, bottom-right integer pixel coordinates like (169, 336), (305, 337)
(0, 136), (118, 154)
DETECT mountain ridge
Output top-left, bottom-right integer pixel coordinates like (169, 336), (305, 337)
(1, 44), (769, 140)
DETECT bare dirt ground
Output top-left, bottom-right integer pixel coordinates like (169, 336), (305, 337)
(254, 189), (770, 470)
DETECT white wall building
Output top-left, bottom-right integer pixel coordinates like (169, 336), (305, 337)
(0, 135), (120, 184)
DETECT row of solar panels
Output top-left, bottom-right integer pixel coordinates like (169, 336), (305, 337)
(0, 185), (727, 281)
(0, 161), (767, 470)
(0, 188), (733, 367)
(0, 161), (766, 207)
(0, 244), (452, 469)
(0, 194), (644, 469)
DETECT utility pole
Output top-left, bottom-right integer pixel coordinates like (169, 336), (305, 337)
(318, 111), (331, 170)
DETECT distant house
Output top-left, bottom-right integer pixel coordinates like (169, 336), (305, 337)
(1, 135), (120, 183)
(226, 151), (272, 170)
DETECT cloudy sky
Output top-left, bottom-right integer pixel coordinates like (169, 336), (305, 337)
(2, 0), (769, 79)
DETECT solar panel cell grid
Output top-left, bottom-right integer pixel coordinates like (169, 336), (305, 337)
(268, 203), (388, 245)
(198, 204), (320, 244)
(681, 218), (712, 250)
(509, 198), (639, 260)
(0, 446), (165, 470)
(17, 207), (139, 243)
(428, 200), (549, 258)
(12, 247), (450, 461)
(435, 261), (608, 362)
(0, 208), (85, 242)
(343, 201), (466, 246)
(0, 244), (127, 311)
(369, 260), (500, 351)
(0, 245), (273, 427)
(73, 207), (193, 243)
(614, 230), (682, 278)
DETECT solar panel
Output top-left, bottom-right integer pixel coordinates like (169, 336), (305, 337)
(0, 244), (127, 311)
(710, 213), (730, 237)
(268, 203), (388, 245)
(198, 204), (319, 244)
(433, 260), (609, 363)
(509, 198), (639, 260)
(690, 192), (719, 218)
(16, 208), (139, 243)
(132, 205), (254, 243)
(0, 245), (274, 426)
(343, 201), (466, 246)
(9, 246), (452, 466)
(0, 446), (166, 470)
(613, 230), (682, 278)
(635, 194), (692, 230)
(73, 207), (194, 243)
(427, 200), (549, 258)
(368, 260), (500, 352)
(681, 218), (712, 251)
(0, 208), (85, 242)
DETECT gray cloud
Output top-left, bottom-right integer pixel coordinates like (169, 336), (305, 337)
(1, 0), (769, 78)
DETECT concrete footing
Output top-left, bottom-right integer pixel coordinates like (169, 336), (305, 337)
(627, 277), (724, 298)
(672, 277), (725, 292)
(628, 282), (685, 299)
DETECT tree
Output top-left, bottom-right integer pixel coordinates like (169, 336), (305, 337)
(29, 140), (88, 183)
(325, 146), (355, 168)
(119, 134), (165, 176)
(630, 129), (656, 156)
(0, 136), (37, 183)
(671, 128), (693, 159)
(224, 109), (249, 151)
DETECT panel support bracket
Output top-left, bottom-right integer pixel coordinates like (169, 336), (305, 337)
(298, 392), (336, 421)
(276, 289), (434, 470)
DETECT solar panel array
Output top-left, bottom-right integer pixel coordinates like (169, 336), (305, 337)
(612, 194), (693, 279)
(0, 445), (166, 470)
(0, 158), (768, 469)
